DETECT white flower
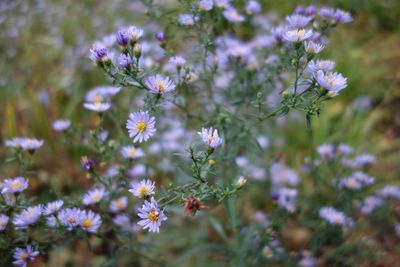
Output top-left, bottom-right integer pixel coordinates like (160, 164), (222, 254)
(81, 210), (102, 233)
(52, 119), (71, 131)
(137, 197), (167, 233)
(283, 29), (313, 42)
(129, 179), (155, 198)
(83, 187), (107, 205)
(145, 75), (176, 95)
(109, 196), (128, 213)
(121, 145), (145, 159)
(43, 200), (64, 215)
(126, 111), (156, 143)
(198, 127), (223, 148)
(83, 102), (111, 112)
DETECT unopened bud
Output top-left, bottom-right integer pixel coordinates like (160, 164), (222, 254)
(235, 176), (247, 189)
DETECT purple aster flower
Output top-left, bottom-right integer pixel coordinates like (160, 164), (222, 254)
(137, 197), (167, 233)
(377, 185), (400, 199)
(319, 206), (352, 226)
(305, 41), (324, 54)
(109, 196), (128, 213)
(286, 14), (312, 28)
(52, 119), (71, 132)
(1, 177), (29, 194)
(333, 9), (352, 24)
(169, 56), (186, 67)
(128, 26), (144, 43)
(316, 143), (335, 160)
(82, 187), (107, 205)
(223, 8), (245, 23)
(358, 196), (383, 214)
(275, 187), (297, 213)
(120, 145), (144, 159)
(215, 0), (231, 9)
(5, 137), (25, 148)
(85, 86), (121, 102)
(90, 44), (108, 62)
(283, 29), (313, 43)
(43, 200), (64, 215)
(118, 53), (132, 68)
(126, 111), (156, 143)
(81, 210), (102, 233)
(58, 207), (84, 230)
(178, 13), (199, 25)
(306, 60), (335, 74)
(337, 144), (353, 155)
(305, 5), (318, 16)
(245, 0), (261, 15)
(316, 70), (347, 96)
(272, 26), (289, 42)
(13, 245), (39, 267)
(270, 162), (299, 188)
(18, 138), (44, 152)
(352, 153), (376, 167)
(155, 31), (166, 42)
(46, 216), (57, 227)
(83, 102), (111, 112)
(80, 156), (95, 172)
(198, 127), (223, 149)
(197, 0), (213, 11)
(13, 205), (42, 229)
(129, 179), (156, 198)
(145, 74), (176, 95)
(318, 7), (335, 19)
(0, 214), (9, 231)
(116, 29), (130, 47)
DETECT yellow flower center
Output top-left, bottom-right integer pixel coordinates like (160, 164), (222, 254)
(127, 149), (137, 157)
(116, 200), (124, 210)
(11, 181), (22, 189)
(138, 186), (149, 197)
(91, 193), (102, 202)
(82, 218), (93, 228)
(156, 81), (166, 92)
(148, 211), (159, 221)
(136, 121), (147, 133)
(93, 94), (103, 102)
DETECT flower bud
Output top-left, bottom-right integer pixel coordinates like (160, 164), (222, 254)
(134, 44), (142, 58)
(208, 159), (216, 165)
(235, 176), (247, 189)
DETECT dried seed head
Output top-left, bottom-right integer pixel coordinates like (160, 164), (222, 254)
(183, 196), (206, 216)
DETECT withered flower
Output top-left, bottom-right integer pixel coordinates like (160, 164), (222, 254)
(184, 197), (206, 216)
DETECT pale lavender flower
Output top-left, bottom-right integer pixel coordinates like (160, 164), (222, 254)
(396, 224), (400, 237)
(58, 208), (84, 230)
(109, 196), (128, 213)
(286, 14), (312, 28)
(319, 206), (351, 226)
(215, 0), (231, 9)
(306, 60), (335, 74)
(85, 86), (121, 102)
(128, 26), (144, 43)
(81, 210), (102, 233)
(46, 216), (57, 227)
(178, 14), (198, 25)
(126, 111), (156, 143)
(339, 172), (374, 190)
(377, 185), (400, 199)
(275, 187), (297, 212)
(13, 245), (39, 267)
(283, 29), (313, 43)
(113, 214), (131, 230)
(13, 205), (42, 229)
(83, 187), (106, 205)
(253, 211), (269, 227)
(169, 56), (186, 67)
(198, 127), (223, 149)
(0, 214), (9, 231)
(121, 145), (144, 159)
(305, 41), (324, 54)
(197, 0), (213, 11)
(83, 102), (111, 112)
(137, 197), (167, 233)
(223, 8), (245, 23)
(145, 75), (176, 95)
(316, 70), (347, 96)
(1, 177), (29, 194)
(4, 137), (25, 148)
(270, 162), (299, 188)
(352, 153), (376, 167)
(333, 9), (352, 24)
(52, 119), (71, 132)
(155, 31), (166, 42)
(338, 144), (353, 155)
(43, 200), (64, 215)
(316, 143), (335, 160)
(298, 253), (317, 267)
(245, 0), (261, 15)
(358, 196), (383, 214)
(118, 54), (132, 68)
(129, 179), (155, 198)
